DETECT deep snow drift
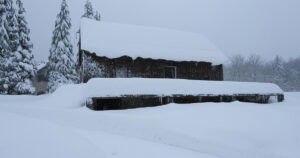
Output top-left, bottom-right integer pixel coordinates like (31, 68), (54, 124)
(0, 92), (299, 158)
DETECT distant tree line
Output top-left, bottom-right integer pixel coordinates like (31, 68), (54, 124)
(224, 55), (300, 92)
(82, 0), (101, 21)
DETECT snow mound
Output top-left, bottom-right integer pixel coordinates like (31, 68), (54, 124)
(44, 84), (86, 108)
(84, 78), (283, 97)
(81, 18), (227, 65)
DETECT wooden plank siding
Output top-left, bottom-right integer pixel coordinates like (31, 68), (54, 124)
(87, 94), (285, 111)
(81, 50), (224, 83)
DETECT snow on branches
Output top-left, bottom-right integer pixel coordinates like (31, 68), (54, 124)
(48, 0), (77, 93)
(0, 0), (36, 94)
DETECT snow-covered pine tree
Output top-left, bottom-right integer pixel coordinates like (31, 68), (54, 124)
(0, 0), (10, 94)
(82, 1), (101, 21)
(0, 0), (35, 94)
(11, 0), (36, 94)
(5, 0), (18, 52)
(48, 0), (77, 93)
(82, 0), (94, 19)
(2, 0), (28, 94)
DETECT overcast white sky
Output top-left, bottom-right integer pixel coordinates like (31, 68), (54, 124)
(24, 0), (300, 61)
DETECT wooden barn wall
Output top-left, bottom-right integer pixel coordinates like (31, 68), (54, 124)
(32, 66), (49, 95)
(82, 51), (223, 82)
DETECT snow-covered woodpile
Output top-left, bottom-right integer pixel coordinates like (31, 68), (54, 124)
(89, 94), (284, 110)
(79, 18), (226, 82)
(82, 78), (284, 110)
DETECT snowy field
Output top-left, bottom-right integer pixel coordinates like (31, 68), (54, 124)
(0, 92), (299, 158)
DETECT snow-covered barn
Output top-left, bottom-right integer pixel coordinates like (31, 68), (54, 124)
(78, 18), (227, 83)
(77, 18), (284, 110)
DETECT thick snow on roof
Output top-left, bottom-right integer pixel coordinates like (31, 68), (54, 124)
(84, 78), (283, 97)
(81, 18), (227, 64)
(36, 61), (48, 70)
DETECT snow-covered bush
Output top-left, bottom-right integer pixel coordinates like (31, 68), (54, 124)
(83, 54), (105, 82)
(48, 71), (73, 93)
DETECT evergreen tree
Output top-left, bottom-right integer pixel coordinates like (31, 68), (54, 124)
(5, 0), (18, 52)
(82, 0), (101, 21)
(0, 0), (35, 94)
(12, 0), (36, 94)
(1, 0), (26, 94)
(0, 0), (10, 93)
(82, 0), (94, 19)
(48, 0), (77, 93)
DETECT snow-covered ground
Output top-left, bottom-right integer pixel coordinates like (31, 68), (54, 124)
(0, 92), (299, 158)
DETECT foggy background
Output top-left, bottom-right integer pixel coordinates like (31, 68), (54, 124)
(24, 0), (300, 61)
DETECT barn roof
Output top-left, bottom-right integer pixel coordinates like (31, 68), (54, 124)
(80, 18), (227, 65)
